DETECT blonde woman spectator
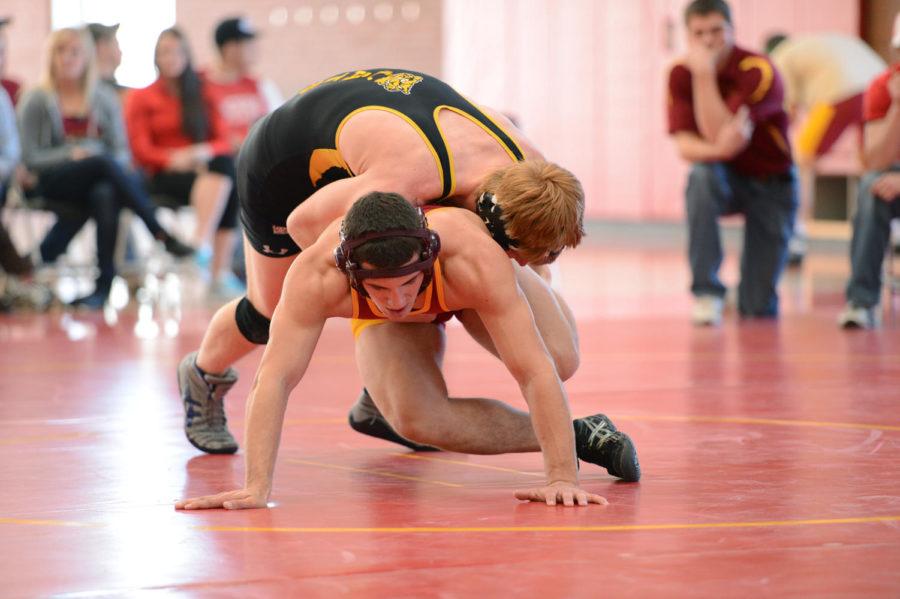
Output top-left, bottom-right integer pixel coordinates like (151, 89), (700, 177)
(17, 27), (193, 309)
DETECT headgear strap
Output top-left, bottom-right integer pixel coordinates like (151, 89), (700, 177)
(333, 210), (441, 298)
(475, 192), (518, 250)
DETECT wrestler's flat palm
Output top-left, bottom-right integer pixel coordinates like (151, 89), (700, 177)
(176, 488), (269, 510)
(515, 482), (608, 507)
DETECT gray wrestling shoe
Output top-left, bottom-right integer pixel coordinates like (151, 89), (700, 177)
(178, 351), (239, 454)
(573, 414), (641, 482)
(347, 389), (439, 451)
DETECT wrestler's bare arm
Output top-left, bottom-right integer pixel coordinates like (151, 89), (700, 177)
(454, 243), (579, 486)
(176, 252), (339, 510)
(285, 171), (419, 250)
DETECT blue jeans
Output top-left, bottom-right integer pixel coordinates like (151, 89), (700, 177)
(845, 169), (900, 308)
(38, 155), (170, 293)
(686, 163), (797, 317)
(40, 182), (119, 292)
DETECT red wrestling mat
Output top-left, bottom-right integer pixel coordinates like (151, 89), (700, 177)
(1, 245), (898, 597)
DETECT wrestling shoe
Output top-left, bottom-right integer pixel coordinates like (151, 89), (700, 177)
(178, 351), (239, 454)
(347, 388), (439, 451)
(573, 414), (640, 482)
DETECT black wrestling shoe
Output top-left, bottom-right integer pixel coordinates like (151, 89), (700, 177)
(573, 414), (640, 482)
(347, 389), (439, 451)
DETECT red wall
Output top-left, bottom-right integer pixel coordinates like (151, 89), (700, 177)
(3, 0), (863, 222)
(443, 0), (861, 221)
(1, 0), (51, 91)
(176, 0), (444, 100)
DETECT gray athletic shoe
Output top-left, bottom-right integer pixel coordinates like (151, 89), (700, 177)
(177, 351), (239, 454)
(574, 414), (640, 482)
(348, 389), (439, 451)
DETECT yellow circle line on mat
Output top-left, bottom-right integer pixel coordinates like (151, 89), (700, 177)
(0, 518), (101, 528)
(193, 515), (900, 534)
(392, 452), (543, 477)
(616, 414), (900, 432)
(0, 432), (94, 446)
(4, 515), (899, 533)
(285, 458), (462, 487)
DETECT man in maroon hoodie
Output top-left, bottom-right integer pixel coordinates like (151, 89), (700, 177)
(667, 0), (797, 326)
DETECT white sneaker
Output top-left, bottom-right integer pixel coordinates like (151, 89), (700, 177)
(787, 234), (806, 267)
(837, 302), (879, 329)
(692, 295), (724, 326)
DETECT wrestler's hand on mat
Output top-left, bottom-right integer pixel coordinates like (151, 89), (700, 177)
(515, 481), (608, 507)
(175, 487), (269, 510)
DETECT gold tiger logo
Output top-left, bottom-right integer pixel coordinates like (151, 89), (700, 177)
(375, 72), (423, 95)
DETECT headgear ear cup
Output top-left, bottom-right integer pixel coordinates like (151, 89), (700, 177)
(333, 246), (345, 272)
(429, 230), (440, 257)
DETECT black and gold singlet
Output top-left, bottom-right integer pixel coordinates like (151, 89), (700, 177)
(237, 68), (525, 256)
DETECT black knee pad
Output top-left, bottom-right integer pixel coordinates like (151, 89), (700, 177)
(235, 297), (271, 344)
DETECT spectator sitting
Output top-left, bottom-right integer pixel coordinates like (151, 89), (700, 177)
(125, 27), (242, 297)
(837, 14), (900, 329)
(203, 16), (282, 283)
(17, 27), (194, 310)
(203, 17), (282, 153)
(0, 17), (21, 106)
(666, 0), (797, 326)
(86, 22), (127, 98)
(766, 32), (886, 265)
(0, 83), (52, 311)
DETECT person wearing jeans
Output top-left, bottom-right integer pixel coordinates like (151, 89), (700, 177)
(666, 0), (797, 325)
(841, 169), (900, 328)
(18, 28), (193, 309)
(837, 23), (900, 328)
(687, 162), (796, 318)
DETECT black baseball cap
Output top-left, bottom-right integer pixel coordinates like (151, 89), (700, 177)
(87, 22), (119, 42)
(214, 17), (256, 47)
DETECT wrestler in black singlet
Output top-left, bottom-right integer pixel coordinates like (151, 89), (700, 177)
(237, 68), (524, 257)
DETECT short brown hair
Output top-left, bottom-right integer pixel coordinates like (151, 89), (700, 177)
(684, 0), (732, 24)
(343, 191), (422, 268)
(478, 160), (585, 264)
